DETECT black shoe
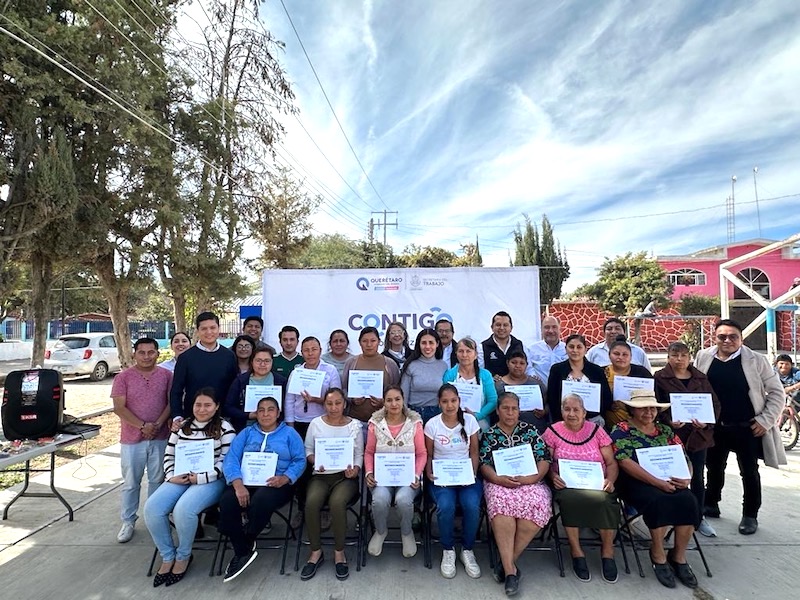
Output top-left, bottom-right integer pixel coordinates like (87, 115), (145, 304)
(703, 504), (721, 518)
(164, 555), (193, 587)
(504, 574), (520, 596)
(601, 557), (618, 583)
(667, 551), (698, 588)
(335, 561), (349, 581)
(572, 556), (591, 582)
(153, 569), (171, 588)
(492, 562), (505, 584)
(300, 555), (325, 581)
(651, 552), (676, 588)
(738, 516), (758, 535)
(223, 551), (258, 583)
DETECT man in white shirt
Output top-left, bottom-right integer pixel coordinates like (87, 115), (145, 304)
(586, 317), (651, 369)
(525, 315), (567, 383)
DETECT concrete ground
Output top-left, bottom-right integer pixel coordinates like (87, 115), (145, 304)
(0, 439), (798, 599)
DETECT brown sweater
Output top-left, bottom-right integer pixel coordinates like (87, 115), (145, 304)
(342, 354), (401, 422)
(654, 364), (720, 452)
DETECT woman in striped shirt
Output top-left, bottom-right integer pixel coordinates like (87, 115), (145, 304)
(144, 387), (236, 587)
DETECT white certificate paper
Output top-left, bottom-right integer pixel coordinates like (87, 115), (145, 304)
(612, 375), (654, 401)
(636, 445), (691, 480)
(347, 370), (384, 398)
(374, 452), (415, 487)
(669, 393), (715, 424)
(314, 437), (355, 471)
(244, 384), (283, 411)
(454, 382), (483, 413)
(504, 385), (543, 411)
(287, 368), (326, 397)
(493, 444), (537, 476)
(559, 459), (605, 490)
(432, 458), (475, 486)
(241, 451), (278, 486)
(173, 439), (214, 476)
(562, 381), (601, 412)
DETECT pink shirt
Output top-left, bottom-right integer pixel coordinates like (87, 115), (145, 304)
(111, 366), (172, 444)
(542, 420), (611, 477)
(365, 421), (426, 477)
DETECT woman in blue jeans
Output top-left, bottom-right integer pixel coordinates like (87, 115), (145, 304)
(424, 384), (483, 579)
(144, 388), (236, 587)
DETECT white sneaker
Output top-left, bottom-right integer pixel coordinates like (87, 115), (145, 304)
(440, 549), (457, 578)
(401, 533), (417, 558)
(460, 548), (481, 578)
(117, 522), (134, 543)
(698, 518), (717, 537)
(368, 532), (387, 556)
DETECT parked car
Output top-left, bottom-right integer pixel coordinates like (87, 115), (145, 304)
(43, 333), (123, 381)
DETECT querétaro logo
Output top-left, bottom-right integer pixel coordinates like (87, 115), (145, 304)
(356, 275), (402, 292)
(356, 277), (370, 291)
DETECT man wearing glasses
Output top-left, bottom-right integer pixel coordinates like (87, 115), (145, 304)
(694, 319), (786, 535)
(435, 319), (458, 367)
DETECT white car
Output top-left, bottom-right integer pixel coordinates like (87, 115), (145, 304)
(43, 333), (123, 381)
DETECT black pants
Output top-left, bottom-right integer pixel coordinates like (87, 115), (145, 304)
(687, 448), (707, 512)
(218, 484), (294, 556)
(705, 425), (762, 518)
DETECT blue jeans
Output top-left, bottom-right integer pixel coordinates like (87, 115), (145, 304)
(429, 479), (483, 550)
(120, 440), (168, 524)
(144, 479), (226, 561)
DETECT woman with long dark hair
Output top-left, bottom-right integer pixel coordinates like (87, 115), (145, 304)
(400, 328), (447, 423)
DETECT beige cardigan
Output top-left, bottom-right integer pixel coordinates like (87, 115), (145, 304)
(694, 346), (787, 468)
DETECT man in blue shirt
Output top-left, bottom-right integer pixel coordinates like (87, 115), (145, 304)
(775, 354), (800, 402)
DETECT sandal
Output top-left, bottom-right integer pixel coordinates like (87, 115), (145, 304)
(650, 551), (675, 588)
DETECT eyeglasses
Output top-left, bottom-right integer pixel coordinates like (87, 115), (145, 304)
(435, 329), (452, 335)
(716, 334), (740, 342)
(236, 343), (252, 350)
(253, 358), (272, 365)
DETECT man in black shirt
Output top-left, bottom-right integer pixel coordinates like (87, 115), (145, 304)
(479, 311), (523, 379)
(694, 319), (786, 535)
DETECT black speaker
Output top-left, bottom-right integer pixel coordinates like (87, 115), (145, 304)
(1, 369), (65, 440)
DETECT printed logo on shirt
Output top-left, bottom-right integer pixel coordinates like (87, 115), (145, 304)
(436, 433), (465, 446)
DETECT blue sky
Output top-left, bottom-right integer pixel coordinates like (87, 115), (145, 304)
(255, 0), (800, 290)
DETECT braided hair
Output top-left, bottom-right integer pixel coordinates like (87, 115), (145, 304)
(438, 383), (467, 442)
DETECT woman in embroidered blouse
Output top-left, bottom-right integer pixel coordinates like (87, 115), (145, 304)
(610, 390), (699, 589)
(542, 393), (620, 583)
(144, 388), (236, 587)
(342, 327), (401, 424)
(224, 346), (288, 432)
(218, 396), (306, 582)
(479, 392), (552, 597)
(546, 334), (612, 426)
(442, 337), (498, 430)
(604, 336), (654, 426)
(365, 386), (426, 558)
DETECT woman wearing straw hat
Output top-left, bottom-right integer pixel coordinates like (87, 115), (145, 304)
(610, 390), (700, 590)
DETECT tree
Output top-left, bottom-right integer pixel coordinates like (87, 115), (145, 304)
(513, 214), (569, 305)
(678, 293), (721, 354)
(454, 236), (483, 267)
(297, 234), (365, 268)
(399, 245), (459, 268)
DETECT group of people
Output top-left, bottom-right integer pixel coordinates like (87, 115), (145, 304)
(110, 309), (788, 595)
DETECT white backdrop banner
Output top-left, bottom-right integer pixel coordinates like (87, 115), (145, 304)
(261, 267), (541, 348)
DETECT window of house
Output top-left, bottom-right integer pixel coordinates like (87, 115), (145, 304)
(668, 268), (706, 287)
(734, 268), (771, 299)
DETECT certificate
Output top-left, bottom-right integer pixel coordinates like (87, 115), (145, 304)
(669, 393), (715, 424)
(244, 384), (283, 411)
(561, 380), (601, 412)
(453, 382), (483, 413)
(559, 459), (605, 490)
(287, 368), (326, 397)
(432, 458), (475, 487)
(347, 370), (384, 398)
(241, 451), (278, 486)
(504, 385), (543, 411)
(314, 437), (355, 471)
(636, 445), (691, 480)
(612, 375), (654, 401)
(173, 439), (214, 476)
(493, 444), (537, 476)
(374, 452), (416, 487)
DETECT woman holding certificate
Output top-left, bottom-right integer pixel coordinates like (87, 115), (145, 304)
(542, 393), (620, 583)
(479, 392), (552, 596)
(400, 328), (448, 423)
(610, 390), (699, 589)
(364, 386), (426, 558)
(342, 327), (401, 425)
(219, 396), (306, 582)
(442, 337), (498, 430)
(654, 341), (721, 538)
(546, 334), (612, 426)
(424, 383), (482, 580)
(301, 388), (365, 581)
(495, 349), (548, 434)
(144, 388), (236, 587)
(224, 346), (288, 432)
(603, 336), (654, 427)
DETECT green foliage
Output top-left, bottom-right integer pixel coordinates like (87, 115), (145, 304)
(399, 245), (459, 268)
(513, 214), (569, 305)
(678, 294), (720, 355)
(454, 237), (483, 267)
(588, 252), (673, 315)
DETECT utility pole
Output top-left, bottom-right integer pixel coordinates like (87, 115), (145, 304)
(367, 218), (374, 243)
(371, 210), (398, 246)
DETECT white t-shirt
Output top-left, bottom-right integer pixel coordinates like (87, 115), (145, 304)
(424, 413), (480, 460)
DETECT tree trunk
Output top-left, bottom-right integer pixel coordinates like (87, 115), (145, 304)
(94, 249), (134, 366)
(172, 289), (187, 333)
(29, 250), (53, 367)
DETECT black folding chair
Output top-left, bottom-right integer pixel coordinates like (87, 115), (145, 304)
(486, 507), (564, 577)
(361, 484), (425, 567)
(146, 509), (220, 577)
